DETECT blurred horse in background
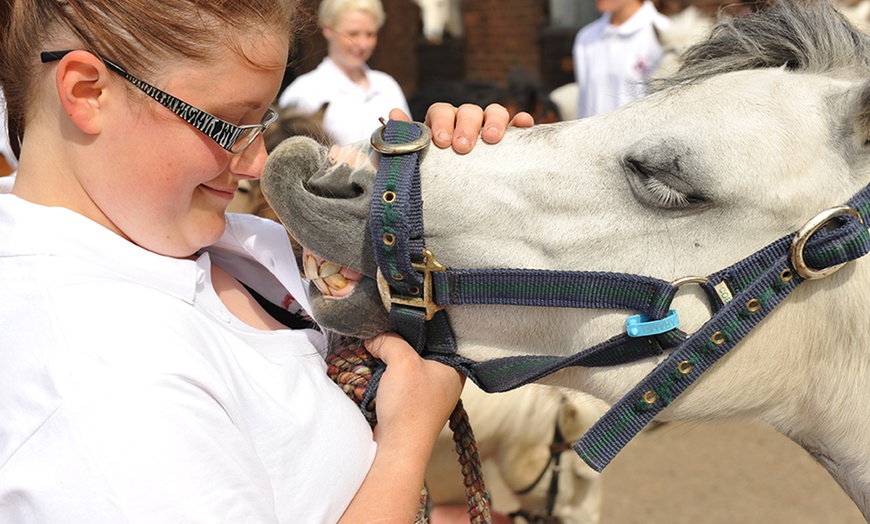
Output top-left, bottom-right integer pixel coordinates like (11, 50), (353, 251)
(411, 0), (463, 44)
(426, 383), (606, 524)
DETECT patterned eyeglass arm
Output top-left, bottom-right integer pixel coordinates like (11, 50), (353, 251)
(40, 50), (244, 152)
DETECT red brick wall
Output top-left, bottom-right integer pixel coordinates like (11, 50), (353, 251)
(461, 0), (547, 86)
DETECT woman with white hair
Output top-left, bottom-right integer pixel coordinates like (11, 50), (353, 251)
(278, 0), (410, 145)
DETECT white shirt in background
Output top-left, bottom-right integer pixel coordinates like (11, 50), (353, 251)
(573, 0), (671, 118)
(278, 57), (410, 145)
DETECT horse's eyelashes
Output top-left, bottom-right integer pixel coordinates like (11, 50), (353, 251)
(642, 177), (691, 208)
(624, 158), (706, 210)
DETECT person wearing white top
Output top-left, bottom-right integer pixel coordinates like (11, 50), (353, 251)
(0, 0), (532, 521)
(572, 0), (671, 118)
(278, 0), (410, 145)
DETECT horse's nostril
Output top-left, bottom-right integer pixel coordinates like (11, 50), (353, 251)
(303, 163), (365, 199)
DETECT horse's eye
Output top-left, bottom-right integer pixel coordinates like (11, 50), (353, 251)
(624, 158), (707, 210)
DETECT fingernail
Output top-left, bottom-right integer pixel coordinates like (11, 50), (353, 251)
(437, 131), (451, 142)
(486, 125), (499, 134)
(457, 136), (470, 148)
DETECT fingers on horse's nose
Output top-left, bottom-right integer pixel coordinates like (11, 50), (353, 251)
(328, 144), (372, 171)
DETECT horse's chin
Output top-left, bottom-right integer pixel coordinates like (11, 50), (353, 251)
(306, 276), (392, 339)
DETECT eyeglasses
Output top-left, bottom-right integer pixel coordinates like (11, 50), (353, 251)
(40, 50), (279, 154)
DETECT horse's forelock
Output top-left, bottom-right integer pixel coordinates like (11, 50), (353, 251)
(650, 0), (870, 93)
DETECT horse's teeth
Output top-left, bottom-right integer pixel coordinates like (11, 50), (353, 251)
(324, 273), (348, 290)
(303, 254), (320, 281)
(312, 277), (332, 296)
(319, 261), (342, 278)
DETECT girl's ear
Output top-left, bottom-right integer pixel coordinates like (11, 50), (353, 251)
(54, 50), (113, 135)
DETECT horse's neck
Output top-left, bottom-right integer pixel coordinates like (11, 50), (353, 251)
(789, 428), (870, 520)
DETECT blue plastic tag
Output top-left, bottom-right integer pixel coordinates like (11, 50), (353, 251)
(625, 309), (680, 337)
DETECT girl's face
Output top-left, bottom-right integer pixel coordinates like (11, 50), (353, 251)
(324, 10), (379, 73)
(91, 33), (288, 257)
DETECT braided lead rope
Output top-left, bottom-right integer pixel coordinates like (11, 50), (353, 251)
(326, 337), (492, 523)
(448, 399), (492, 524)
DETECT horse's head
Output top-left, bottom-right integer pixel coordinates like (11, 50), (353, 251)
(264, 1), (870, 348)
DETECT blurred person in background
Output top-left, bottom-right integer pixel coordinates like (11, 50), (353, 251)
(573, 0), (670, 118)
(278, 0), (410, 145)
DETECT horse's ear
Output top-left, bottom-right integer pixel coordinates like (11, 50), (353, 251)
(313, 102), (329, 121)
(852, 79), (870, 145)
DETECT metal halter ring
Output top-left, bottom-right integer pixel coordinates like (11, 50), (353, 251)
(790, 205), (863, 280)
(670, 275), (709, 287)
(370, 120), (431, 155)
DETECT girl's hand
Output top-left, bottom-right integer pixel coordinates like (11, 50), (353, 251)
(339, 333), (464, 522)
(364, 333), (464, 447)
(389, 103), (534, 154)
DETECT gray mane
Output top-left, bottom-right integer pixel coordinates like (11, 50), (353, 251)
(651, 0), (870, 91)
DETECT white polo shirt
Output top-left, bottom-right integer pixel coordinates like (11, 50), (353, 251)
(278, 57), (410, 145)
(0, 192), (376, 523)
(573, 1), (671, 118)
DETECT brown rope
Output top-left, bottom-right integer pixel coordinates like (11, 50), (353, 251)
(326, 337), (492, 523)
(449, 399), (492, 524)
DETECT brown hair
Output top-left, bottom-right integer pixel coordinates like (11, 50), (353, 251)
(0, 0), (304, 158)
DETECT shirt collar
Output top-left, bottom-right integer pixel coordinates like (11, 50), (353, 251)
(0, 195), (306, 311)
(207, 213), (310, 313)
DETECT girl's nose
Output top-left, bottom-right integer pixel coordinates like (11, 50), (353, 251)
(230, 137), (268, 180)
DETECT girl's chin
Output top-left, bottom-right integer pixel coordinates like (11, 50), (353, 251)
(182, 214), (228, 256)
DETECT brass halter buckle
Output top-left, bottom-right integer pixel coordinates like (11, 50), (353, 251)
(370, 120), (431, 155)
(790, 205), (864, 280)
(376, 248), (446, 320)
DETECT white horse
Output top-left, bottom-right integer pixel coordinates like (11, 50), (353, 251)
(262, 1), (870, 519)
(426, 383), (606, 523)
(411, 0), (463, 44)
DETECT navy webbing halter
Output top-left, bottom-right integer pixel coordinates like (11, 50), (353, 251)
(369, 119), (870, 472)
